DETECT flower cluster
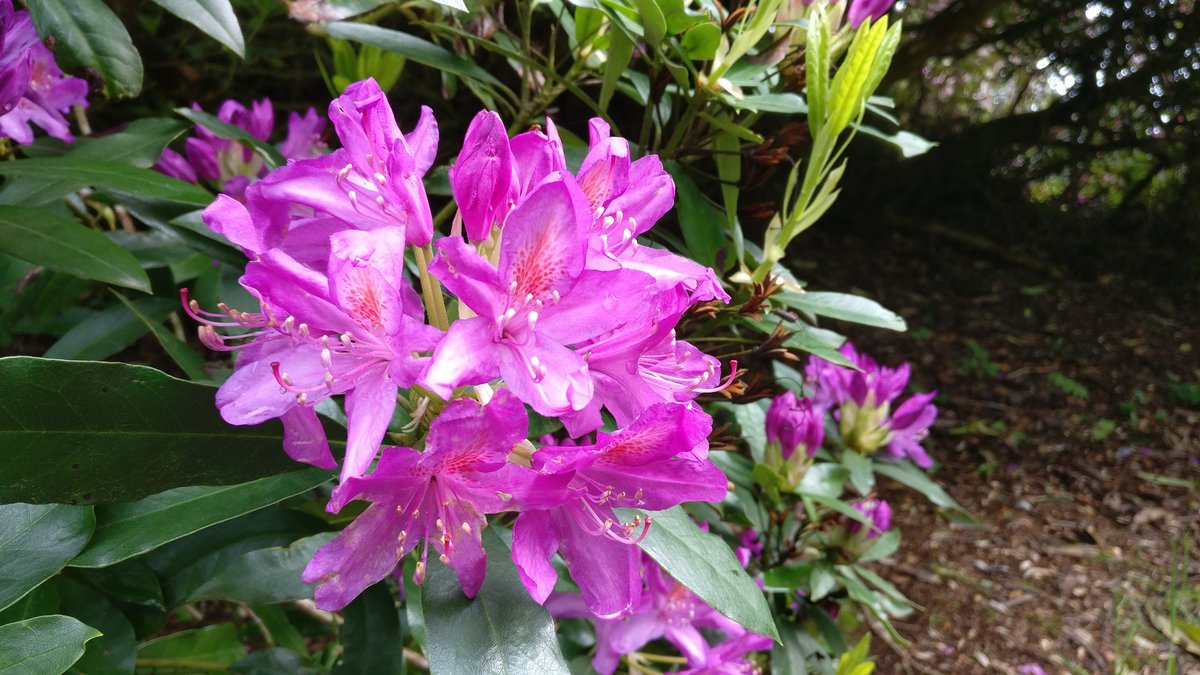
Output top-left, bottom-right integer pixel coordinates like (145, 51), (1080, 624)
(806, 342), (938, 467)
(155, 98), (326, 199)
(548, 553), (773, 674)
(791, 0), (897, 28)
(0, 0), (89, 145)
(188, 78), (732, 619)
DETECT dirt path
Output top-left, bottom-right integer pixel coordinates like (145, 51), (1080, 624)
(798, 226), (1200, 673)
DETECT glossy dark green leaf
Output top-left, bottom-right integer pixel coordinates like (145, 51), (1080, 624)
(0, 119), (189, 207)
(776, 290), (906, 331)
(0, 580), (59, 626)
(147, 507), (325, 607)
(0, 505), (94, 613)
(666, 162), (724, 268)
(151, 0), (245, 56)
(59, 578), (137, 675)
(323, 22), (503, 87)
(620, 505), (779, 641)
(335, 581), (402, 675)
(0, 357), (336, 504)
(77, 560), (165, 610)
(187, 532), (335, 604)
(0, 159), (212, 208)
(43, 298), (176, 361)
(0, 616), (98, 673)
(175, 108), (284, 169)
(0, 206), (151, 293)
(424, 528), (569, 674)
(72, 469), (331, 568)
(135, 624), (245, 670)
(26, 0), (143, 97)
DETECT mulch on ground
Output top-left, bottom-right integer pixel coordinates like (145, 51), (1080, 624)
(798, 225), (1199, 674)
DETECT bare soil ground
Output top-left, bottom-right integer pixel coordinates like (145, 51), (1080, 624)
(800, 226), (1200, 674)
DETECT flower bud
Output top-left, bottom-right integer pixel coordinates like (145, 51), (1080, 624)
(451, 109), (514, 242)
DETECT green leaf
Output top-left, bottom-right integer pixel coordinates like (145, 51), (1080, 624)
(0, 159), (213, 208)
(323, 22), (503, 87)
(146, 507), (324, 607)
(77, 560), (165, 610)
(71, 468), (331, 568)
(0, 615), (101, 674)
(599, 25), (634, 112)
(44, 298), (176, 361)
(336, 581), (403, 675)
(233, 648), (321, 675)
(136, 624), (245, 670)
(59, 578), (137, 675)
(854, 125), (936, 158)
(175, 107), (285, 170)
(809, 560), (836, 601)
(680, 22), (720, 61)
(26, 0), (143, 97)
(840, 450), (874, 496)
(150, 0), (245, 56)
(0, 580), (59, 626)
(796, 463), (848, 499)
(111, 291), (208, 381)
(805, 3), (830, 134)
(424, 528), (570, 674)
(857, 530), (900, 563)
(0, 505), (94, 613)
(872, 461), (963, 511)
(735, 93), (809, 114)
(776, 291), (906, 331)
(666, 162), (725, 268)
(0, 206), (152, 293)
(622, 505), (779, 641)
(0, 357), (336, 504)
(186, 533), (336, 604)
(630, 0), (666, 46)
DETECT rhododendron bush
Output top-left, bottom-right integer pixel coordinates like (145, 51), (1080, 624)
(0, 1), (958, 673)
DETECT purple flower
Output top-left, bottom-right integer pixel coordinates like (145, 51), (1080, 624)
(0, 1), (88, 144)
(765, 390), (824, 459)
(845, 498), (891, 540)
(423, 175), (658, 417)
(302, 391), (535, 609)
(547, 556), (770, 675)
(243, 78), (438, 247)
(847, 0), (894, 27)
(187, 221), (440, 482)
(451, 109), (515, 242)
(154, 98), (327, 199)
(1018, 665), (1047, 675)
(511, 403), (726, 619)
(807, 342), (937, 468)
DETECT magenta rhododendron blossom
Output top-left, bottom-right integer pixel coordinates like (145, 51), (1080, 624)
(847, 0), (894, 27)
(845, 497), (891, 539)
(186, 82), (735, 615)
(302, 391), (535, 609)
(0, 0), (88, 144)
(424, 176), (659, 416)
(765, 389), (824, 458)
(512, 403), (725, 618)
(808, 342), (938, 467)
(156, 98), (326, 198)
(251, 78), (438, 248)
(548, 555), (770, 674)
(188, 223), (440, 480)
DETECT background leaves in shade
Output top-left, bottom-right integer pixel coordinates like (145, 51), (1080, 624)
(335, 580), (403, 675)
(71, 469), (332, 568)
(0, 206), (152, 293)
(0, 615), (101, 674)
(323, 22), (503, 88)
(59, 577), (137, 675)
(185, 532), (336, 605)
(423, 528), (570, 675)
(26, 0), (143, 98)
(0, 504), (94, 613)
(620, 505), (780, 641)
(135, 624), (245, 671)
(0, 357), (338, 504)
